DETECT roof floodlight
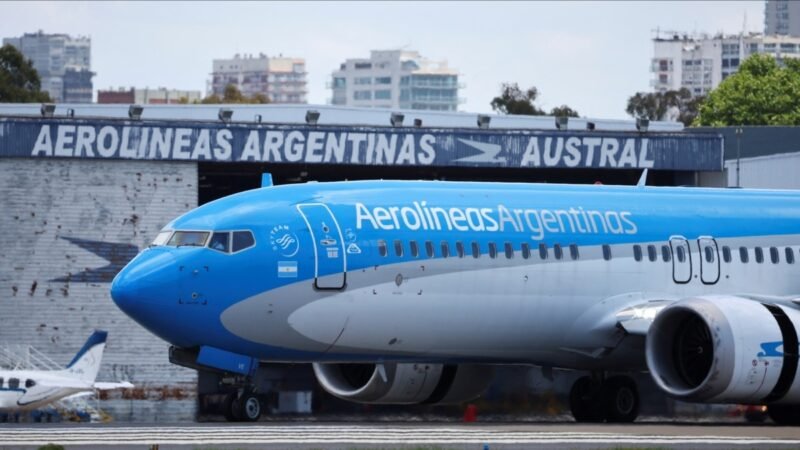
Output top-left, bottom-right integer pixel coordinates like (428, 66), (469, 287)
(390, 112), (404, 127)
(586, 121), (596, 131)
(40, 103), (55, 118)
(636, 117), (650, 132)
(254, 114), (263, 123)
(218, 108), (233, 123)
(305, 110), (320, 125)
(413, 118), (423, 127)
(128, 104), (143, 120)
(477, 115), (491, 129)
(66, 108), (75, 118)
(555, 116), (569, 130)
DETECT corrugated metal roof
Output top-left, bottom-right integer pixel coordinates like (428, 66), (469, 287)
(0, 103), (685, 132)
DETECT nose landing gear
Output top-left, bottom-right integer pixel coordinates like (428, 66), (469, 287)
(569, 374), (639, 423)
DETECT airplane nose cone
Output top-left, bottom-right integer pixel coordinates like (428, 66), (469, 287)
(111, 249), (177, 321)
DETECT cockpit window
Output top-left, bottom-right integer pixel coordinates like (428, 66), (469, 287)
(208, 232), (231, 253)
(168, 231), (210, 247)
(232, 231), (255, 252)
(151, 230), (172, 247)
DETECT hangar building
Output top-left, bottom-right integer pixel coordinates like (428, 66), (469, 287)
(0, 103), (723, 421)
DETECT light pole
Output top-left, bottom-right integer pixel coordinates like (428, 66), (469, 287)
(735, 127), (743, 187)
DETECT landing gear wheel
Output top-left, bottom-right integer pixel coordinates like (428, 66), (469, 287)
(768, 405), (800, 425)
(237, 392), (262, 422)
(569, 376), (604, 422)
(223, 392), (241, 422)
(603, 376), (639, 423)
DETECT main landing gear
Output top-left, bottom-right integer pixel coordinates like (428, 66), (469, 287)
(223, 387), (262, 422)
(569, 374), (639, 423)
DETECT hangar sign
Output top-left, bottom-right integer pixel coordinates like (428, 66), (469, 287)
(0, 118), (723, 171)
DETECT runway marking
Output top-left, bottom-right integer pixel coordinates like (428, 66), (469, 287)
(0, 426), (798, 446)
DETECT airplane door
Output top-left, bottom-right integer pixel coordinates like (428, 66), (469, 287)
(669, 236), (692, 284)
(697, 236), (720, 285)
(297, 203), (346, 290)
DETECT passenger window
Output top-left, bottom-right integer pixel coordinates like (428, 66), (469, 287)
(168, 231), (210, 247)
(504, 242), (514, 259)
(539, 243), (548, 260)
(569, 244), (579, 260)
(521, 243), (531, 259)
(394, 240), (403, 257)
(676, 245), (685, 263)
(409, 241), (419, 258)
(740, 247), (749, 263)
(647, 245), (657, 262)
(208, 232), (230, 253)
(602, 244), (612, 261)
(633, 245), (643, 262)
(704, 246), (715, 263)
(770, 247), (779, 264)
(0, 377), (4, 387)
(440, 241), (450, 258)
(471, 242), (480, 258)
(488, 242), (497, 259)
(455, 242), (465, 258)
(25, 379), (35, 388)
(755, 247), (764, 264)
(378, 240), (388, 257)
(786, 247), (795, 264)
(722, 246), (731, 263)
(553, 244), (563, 260)
(232, 231), (255, 252)
(8, 378), (19, 389)
(661, 245), (671, 262)
(425, 241), (434, 258)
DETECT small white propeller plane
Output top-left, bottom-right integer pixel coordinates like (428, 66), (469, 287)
(0, 330), (133, 411)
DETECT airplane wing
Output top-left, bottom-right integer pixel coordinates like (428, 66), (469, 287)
(564, 292), (800, 358)
(37, 378), (91, 390)
(93, 381), (134, 390)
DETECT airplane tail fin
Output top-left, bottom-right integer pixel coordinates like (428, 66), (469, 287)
(62, 330), (108, 383)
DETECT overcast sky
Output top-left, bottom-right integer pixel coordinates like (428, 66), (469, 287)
(3, 1), (764, 119)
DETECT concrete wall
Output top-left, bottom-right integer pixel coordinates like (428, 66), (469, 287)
(0, 158), (198, 421)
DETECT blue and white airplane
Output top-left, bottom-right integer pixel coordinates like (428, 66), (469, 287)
(111, 175), (800, 424)
(0, 331), (133, 411)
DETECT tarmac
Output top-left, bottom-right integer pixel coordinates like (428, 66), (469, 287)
(1, 421), (800, 450)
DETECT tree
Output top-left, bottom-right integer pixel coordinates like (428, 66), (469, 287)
(198, 84), (270, 104)
(694, 54), (800, 126)
(0, 44), (51, 103)
(490, 83), (545, 115)
(625, 88), (701, 126)
(490, 83), (580, 117)
(549, 105), (580, 118)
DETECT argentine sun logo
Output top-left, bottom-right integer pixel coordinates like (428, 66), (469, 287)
(269, 225), (300, 257)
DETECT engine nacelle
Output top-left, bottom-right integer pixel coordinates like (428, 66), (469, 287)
(312, 362), (493, 405)
(646, 295), (800, 404)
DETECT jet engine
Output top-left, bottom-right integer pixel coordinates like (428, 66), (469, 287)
(312, 362), (493, 405)
(646, 295), (800, 405)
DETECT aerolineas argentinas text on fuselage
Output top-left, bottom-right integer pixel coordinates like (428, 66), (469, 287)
(111, 179), (800, 424)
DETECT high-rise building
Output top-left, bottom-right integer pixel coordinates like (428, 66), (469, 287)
(210, 53), (307, 104)
(651, 30), (800, 96)
(3, 30), (94, 103)
(97, 87), (203, 104)
(330, 50), (462, 111)
(765, 0), (800, 36)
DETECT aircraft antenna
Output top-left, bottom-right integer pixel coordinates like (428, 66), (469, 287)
(637, 169), (649, 188)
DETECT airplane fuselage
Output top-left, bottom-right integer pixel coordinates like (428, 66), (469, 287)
(111, 180), (800, 372)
